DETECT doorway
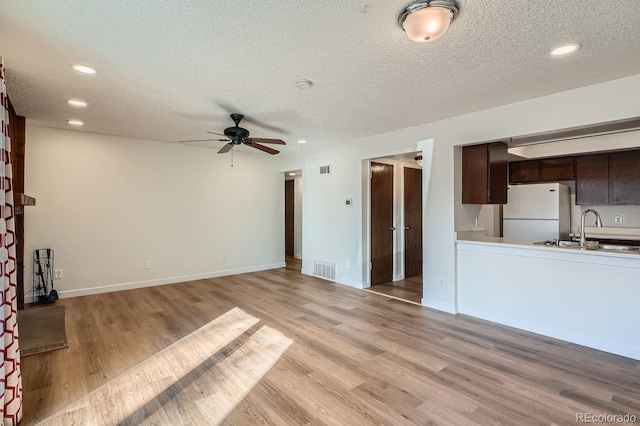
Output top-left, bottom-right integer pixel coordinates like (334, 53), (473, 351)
(367, 154), (423, 304)
(285, 180), (294, 256)
(284, 170), (302, 270)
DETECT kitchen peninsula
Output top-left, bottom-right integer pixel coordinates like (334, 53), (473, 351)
(455, 229), (640, 360)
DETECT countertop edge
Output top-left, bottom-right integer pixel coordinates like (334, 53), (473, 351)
(455, 237), (640, 260)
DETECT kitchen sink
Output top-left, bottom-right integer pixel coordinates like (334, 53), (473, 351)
(557, 240), (580, 247)
(536, 240), (640, 253)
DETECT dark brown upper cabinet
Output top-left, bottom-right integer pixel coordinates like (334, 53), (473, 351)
(576, 154), (609, 205)
(462, 142), (508, 204)
(509, 156), (575, 184)
(509, 160), (540, 183)
(540, 157), (575, 181)
(609, 150), (640, 204)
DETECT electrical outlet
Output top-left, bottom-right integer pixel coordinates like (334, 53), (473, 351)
(144, 261), (151, 269)
(614, 215), (623, 224)
(54, 269), (63, 279)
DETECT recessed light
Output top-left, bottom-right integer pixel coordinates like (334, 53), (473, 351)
(67, 120), (84, 126)
(551, 43), (581, 56)
(72, 64), (97, 74)
(297, 140), (307, 144)
(67, 99), (87, 108)
(288, 172), (296, 176)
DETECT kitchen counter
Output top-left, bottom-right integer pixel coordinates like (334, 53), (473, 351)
(455, 230), (640, 361)
(456, 231), (640, 260)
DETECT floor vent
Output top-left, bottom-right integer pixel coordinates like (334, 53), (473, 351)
(313, 260), (336, 281)
(319, 165), (331, 175)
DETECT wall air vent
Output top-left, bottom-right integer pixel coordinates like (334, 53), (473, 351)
(319, 165), (331, 175)
(313, 259), (336, 281)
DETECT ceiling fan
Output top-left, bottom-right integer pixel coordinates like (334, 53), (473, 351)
(178, 113), (286, 155)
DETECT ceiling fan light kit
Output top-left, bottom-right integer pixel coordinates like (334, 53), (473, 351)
(398, 0), (459, 43)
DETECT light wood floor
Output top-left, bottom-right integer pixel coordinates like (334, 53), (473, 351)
(21, 263), (640, 425)
(367, 275), (423, 305)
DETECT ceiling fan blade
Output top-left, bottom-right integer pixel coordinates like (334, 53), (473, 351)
(246, 138), (286, 145)
(245, 142), (279, 155)
(177, 138), (229, 143)
(207, 131), (227, 137)
(217, 143), (235, 154)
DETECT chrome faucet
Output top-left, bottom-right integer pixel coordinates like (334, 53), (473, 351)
(579, 209), (603, 247)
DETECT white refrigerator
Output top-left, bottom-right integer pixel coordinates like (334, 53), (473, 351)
(503, 183), (571, 241)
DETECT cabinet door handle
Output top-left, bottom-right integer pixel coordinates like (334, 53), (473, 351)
(388, 227), (396, 231)
(405, 226), (411, 230)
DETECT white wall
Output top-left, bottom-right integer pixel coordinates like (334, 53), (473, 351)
(293, 175), (303, 259)
(578, 205), (640, 229)
(283, 73), (640, 313)
(24, 125), (285, 298)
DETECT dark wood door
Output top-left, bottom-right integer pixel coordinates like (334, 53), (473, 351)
(404, 167), (422, 279)
(371, 162), (394, 286)
(284, 180), (294, 256)
(576, 154), (609, 205)
(609, 150), (640, 204)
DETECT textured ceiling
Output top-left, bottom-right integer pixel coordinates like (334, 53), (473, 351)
(2, 0), (640, 153)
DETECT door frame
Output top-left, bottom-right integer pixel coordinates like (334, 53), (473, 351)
(363, 153), (423, 288)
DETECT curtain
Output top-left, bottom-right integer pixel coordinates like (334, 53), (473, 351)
(0, 58), (22, 426)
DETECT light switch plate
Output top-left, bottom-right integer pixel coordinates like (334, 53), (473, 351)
(614, 215), (623, 224)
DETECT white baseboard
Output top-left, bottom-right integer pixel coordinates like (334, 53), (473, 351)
(335, 276), (364, 289)
(459, 305), (640, 361)
(300, 269), (363, 289)
(393, 274), (405, 281)
(294, 253), (302, 260)
(41, 262), (286, 300)
(421, 297), (458, 314)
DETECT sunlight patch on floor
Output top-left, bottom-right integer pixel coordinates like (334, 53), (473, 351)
(38, 308), (290, 425)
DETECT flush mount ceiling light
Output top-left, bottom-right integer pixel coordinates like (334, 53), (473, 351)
(297, 140), (307, 144)
(551, 43), (581, 56)
(398, 0), (459, 43)
(72, 64), (97, 74)
(67, 119), (84, 126)
(67, 99), (87, 108)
